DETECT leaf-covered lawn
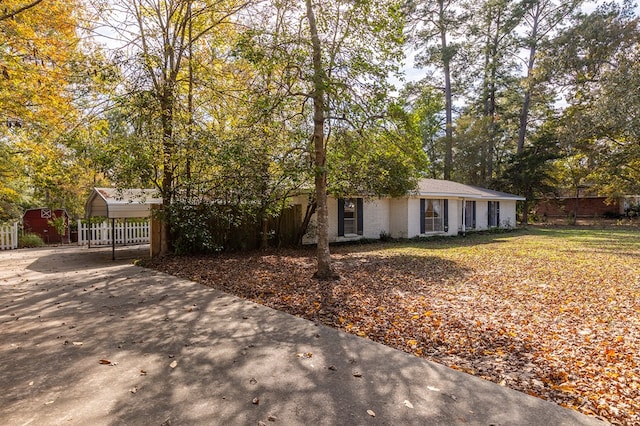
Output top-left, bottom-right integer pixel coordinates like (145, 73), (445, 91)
(146, 227), (640, 425)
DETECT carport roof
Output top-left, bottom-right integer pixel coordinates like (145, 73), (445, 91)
(85, 188), (162, 219)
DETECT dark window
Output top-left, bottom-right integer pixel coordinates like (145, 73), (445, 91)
(338, 198), (363, 236)
(465, 201), (476, 229)
(488, 201), (500, 227)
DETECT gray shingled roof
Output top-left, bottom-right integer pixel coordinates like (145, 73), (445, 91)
(416, 179), (525, 200)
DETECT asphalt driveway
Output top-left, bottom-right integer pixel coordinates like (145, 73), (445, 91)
(0, 245), (607, 425)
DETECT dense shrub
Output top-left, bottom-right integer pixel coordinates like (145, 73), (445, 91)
(19, 233), (45, 248)
(625, 203), (640, 218)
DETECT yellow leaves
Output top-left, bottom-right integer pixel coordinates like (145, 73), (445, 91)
(605, 371), (619, 380)
(0, 0), (81, 123)
(552, 383), (576, 393)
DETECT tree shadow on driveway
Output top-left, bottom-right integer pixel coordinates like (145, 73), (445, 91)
(0, 246), (604, 425)
(24, 245), (150, 274)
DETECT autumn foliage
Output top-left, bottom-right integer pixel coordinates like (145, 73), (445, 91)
(148, 226), (639, 424)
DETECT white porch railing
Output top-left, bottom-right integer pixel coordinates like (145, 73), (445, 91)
(0, 222), (19, 250)
(78, 219), (151, 246)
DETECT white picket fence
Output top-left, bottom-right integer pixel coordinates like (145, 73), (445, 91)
(0, 222), (19, 250)
(78, 219), (151, 246)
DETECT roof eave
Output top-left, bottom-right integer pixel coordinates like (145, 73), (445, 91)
(416, 192), (525, 201)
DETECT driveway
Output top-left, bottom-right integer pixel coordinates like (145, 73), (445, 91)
(0, 245), (606, 425)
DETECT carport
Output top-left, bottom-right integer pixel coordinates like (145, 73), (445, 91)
(84, 188), (162, 260)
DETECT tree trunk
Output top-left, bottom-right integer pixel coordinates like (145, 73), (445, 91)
(521, 198), (529, 225)
(572, 187), (579, 225)
(159, 87), (175, 256)
(305, 0), (337, 280)
(518, 88), (532, 154)
(186, 0), (193, 200)
(297, 199), (317, 246)
(440, 0), (454, 181)
(481, 6), (503, 187)
(518, 5), (540, 154)
(260, 216), (269, 249)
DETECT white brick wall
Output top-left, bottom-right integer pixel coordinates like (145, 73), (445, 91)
(500, 201), (517, 228)
(407, 198), (421, 238)
(362, 199), (389, 240)
(291, 195), (519, 244)
(389, 198), (409, 238)
(446, 200), (459, 236)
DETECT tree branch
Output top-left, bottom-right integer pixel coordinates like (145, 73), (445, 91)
(0, 0), (44, 21)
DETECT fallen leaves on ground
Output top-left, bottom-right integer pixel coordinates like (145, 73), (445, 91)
(145, 227), (640, 425)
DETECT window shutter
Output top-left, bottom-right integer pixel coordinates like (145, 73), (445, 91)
(420, 199), (425, 234)
(338, 198), (345, 236)
(496, 202), (500, 227)
(443, 199), (449, 232)
(357, 198), (364, 235)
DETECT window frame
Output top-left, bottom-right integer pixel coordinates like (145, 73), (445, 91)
(488, 201), (500, 228)
(420, 199), (448, 234)
(338, 198), (363, 236)
(465, 200), (476, 229)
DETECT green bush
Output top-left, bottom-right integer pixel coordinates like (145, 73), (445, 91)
(19, 233), (45, 248)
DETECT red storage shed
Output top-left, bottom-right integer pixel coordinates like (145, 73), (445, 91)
(22, 208), (70, 244)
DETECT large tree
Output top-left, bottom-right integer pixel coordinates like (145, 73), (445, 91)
(302, 0), (406, 279)
(240, 0), (406, 277)
(407, 0), (467, 180)
(0, 0), (82, 132)
(0, 0), (111, 217)
(471, 0), (526, 185)
(93, 0), (251, 254)
(516, 0), (581, 153)
(401, 83), (444, 178)
(544, 1), (640, 196)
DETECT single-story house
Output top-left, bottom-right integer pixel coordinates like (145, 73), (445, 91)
(293, 179), (525, 244)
